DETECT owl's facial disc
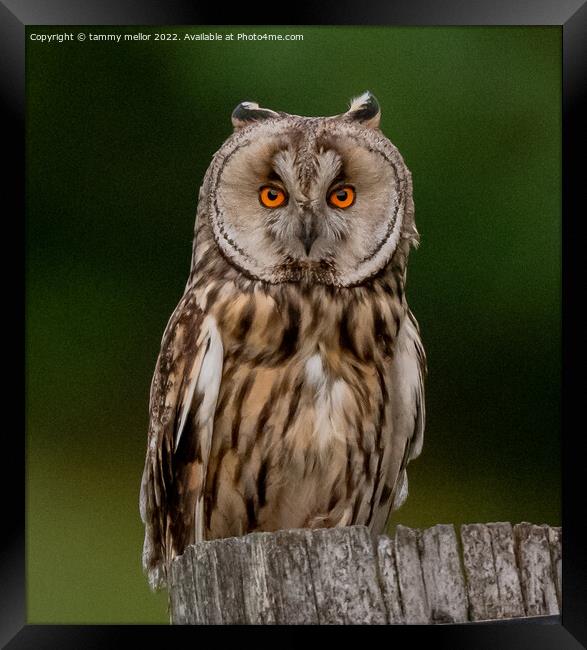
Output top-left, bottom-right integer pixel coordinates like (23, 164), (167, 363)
(209, 116), (413, 286)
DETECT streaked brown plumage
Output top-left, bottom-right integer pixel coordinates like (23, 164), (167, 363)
(140, 92), (426, 590)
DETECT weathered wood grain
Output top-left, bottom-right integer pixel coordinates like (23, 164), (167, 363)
(461, 523), (500, 621)
(169, 522), (561, 625)
(546, 526), (562, 609)
(391, 525), (430, 623)
(191, 541), (225, 623)
(304, 527), (387, 624)
(377, 536), (404, 623)
(487, 522), (525, 619)
(419, 524), (468, 623)
(169, 545), (197, 624)
(208, 537), (248, 623)
(240, 533), (276, 624)
(514, 523), (559, 617)
(461, 522), (526, 621)
(264, 529), (320, 624)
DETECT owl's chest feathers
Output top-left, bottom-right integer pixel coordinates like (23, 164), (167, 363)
(199, 271), (403, 355)
(195, 276), (404, 456)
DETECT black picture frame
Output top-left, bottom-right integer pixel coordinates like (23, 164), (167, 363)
(5, 1), (584, 646)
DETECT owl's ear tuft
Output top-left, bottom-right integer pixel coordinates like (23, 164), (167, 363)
(231, 101), (281, 130)
(344, 91), (381, 129)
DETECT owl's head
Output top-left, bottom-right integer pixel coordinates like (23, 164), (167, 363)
(203, 92), (418, 287)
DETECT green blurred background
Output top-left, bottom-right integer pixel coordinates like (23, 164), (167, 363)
(26, 26), (561, 623)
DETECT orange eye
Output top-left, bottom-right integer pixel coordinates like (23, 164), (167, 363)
(328, 185), (355, 209)
(259, 186), (287, 208)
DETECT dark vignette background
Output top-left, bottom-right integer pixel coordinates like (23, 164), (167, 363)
(26, 26), (561, 624)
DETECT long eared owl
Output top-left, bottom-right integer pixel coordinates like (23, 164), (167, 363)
(140, 92), (426, 589)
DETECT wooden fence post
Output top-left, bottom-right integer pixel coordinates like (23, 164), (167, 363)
(168, 522), (561, 625)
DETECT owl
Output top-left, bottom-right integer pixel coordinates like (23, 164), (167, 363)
(139, 92), (426, 590)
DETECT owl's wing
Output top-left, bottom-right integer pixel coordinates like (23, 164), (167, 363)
(388, 308), (427, 512)
(139, 291), (223, 590)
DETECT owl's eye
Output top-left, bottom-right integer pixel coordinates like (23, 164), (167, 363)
(328, 185), (356, 209)
(259, 185), (287, 208)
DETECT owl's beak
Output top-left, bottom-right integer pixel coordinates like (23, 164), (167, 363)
(302, 214), (318, 256)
